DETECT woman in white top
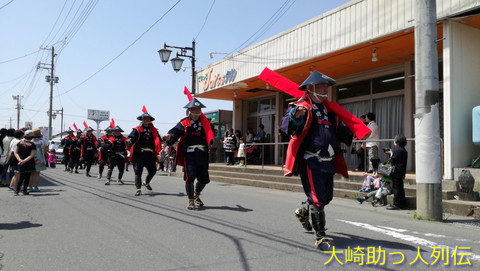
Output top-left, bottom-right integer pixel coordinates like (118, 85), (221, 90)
(8, 130), (24, 189)
(365, 112), (380, 173)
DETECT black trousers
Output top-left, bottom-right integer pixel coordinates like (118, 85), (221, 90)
(64, 152), (71, 168)
(107, 153), (125, 179)
(392, 177), (406, 208)
(70, 149), (81, 170)
(184, 150), (210, 185)
(16, 172), (32, 193)
(132, 152), (156, 176)
(84, 150), (95, 172)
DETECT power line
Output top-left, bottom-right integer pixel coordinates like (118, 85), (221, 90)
(59, 0), (183, 96)
(194, 0), (216, 40)
(0, 50), (40, 64)
(40, 0), (68, 47)
(228, 0), (295, 54)
(0, 0), (15, 11)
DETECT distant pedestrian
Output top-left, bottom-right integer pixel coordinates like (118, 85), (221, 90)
(48, 141), (58, 152)
(385, 135), (408, 210)
(221, 129), (236, 165)
(47, 149), (57, 167)
(237, 137), (246, 167)
(365, 112), (379, 173)
(13, 130), (36, 196)
(7, 130), (24, 190)
(29, 128), (47, 192)
(1, 128), (15, 187)
(254, 124), (266, 142)
(245, 128), (255, 143)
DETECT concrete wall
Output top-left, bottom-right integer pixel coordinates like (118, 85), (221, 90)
(443, 20), (480, 179)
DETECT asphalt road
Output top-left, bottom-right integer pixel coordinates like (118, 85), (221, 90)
(1, 166), (479, 271)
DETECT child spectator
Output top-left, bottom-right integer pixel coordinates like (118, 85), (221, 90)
(357, 167), (393, 206)
(359, 171), (381, 192)
(237, 137), (246, 167)
(48, 149), (57, 168)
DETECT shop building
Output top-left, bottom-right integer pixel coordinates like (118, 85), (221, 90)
(195, 0), (480, 180)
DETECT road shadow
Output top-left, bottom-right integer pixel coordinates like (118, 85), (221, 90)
(30, 193), (61, 197)
(38, 176), (60, 187)
(197, 205), (253, 212)
(144, 192), (185, 197)
(0, 221), (43, 230)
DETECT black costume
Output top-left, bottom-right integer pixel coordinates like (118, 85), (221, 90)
(103, 126), (127, 185)
(127, 112), (162, 196)
(81, 127), (98, 177)
(69, 130), (83, 173)
(166, 98), (214, 209)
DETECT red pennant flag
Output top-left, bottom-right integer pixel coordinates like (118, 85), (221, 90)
(258, 67), (303, 99)
(142, 105), (148, 113)
(110, 118), (115, 128)
(183, 86), (193, 101)
(73, 123), (78, 131)
(83, 121), (88, 129)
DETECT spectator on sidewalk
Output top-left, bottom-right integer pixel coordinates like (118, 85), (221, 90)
(13, 130), (36, 196)
(365, 112), (379, 173)
(29, 128), (47, 192)
(385, 135), (408, 210)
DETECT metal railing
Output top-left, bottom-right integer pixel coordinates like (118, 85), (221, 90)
(239, 137), (421, 171)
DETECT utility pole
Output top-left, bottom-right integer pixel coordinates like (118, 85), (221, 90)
(39, 46), (59, 140)
(12, 95), (23, 129)
(414, 0), (443, 221)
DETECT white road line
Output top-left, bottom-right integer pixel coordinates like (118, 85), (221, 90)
(338, 219), (480, 262)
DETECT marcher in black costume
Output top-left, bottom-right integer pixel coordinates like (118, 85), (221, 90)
(97, 127), (113, 179)
(81, 127), (98, 177)
(163, 98), (215, 210)
(126, 110), (162, 196)
(62, 129), (75, 172)
(103, 126), (127, 185)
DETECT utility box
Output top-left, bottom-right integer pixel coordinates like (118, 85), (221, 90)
(204, 110), (233, 163)
(473, 105), (480, 144)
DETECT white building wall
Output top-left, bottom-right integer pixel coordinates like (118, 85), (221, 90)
(198, 0), (480, 92)
(443, 20), (480, 179)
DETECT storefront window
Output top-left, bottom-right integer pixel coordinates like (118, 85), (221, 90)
(259, 99), (271, 112)
(336, 73), (405, 98)
(336, 80), (370, 99)
(248, 101), (258, 114)
(372, 73), (404, 94)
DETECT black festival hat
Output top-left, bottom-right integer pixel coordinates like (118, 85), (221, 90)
(183, 98), (206, 109)
(113, 125), (124, 132)
(299, 71), (336, 90)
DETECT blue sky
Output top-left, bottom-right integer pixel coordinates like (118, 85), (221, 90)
(0, 0), (350, 136)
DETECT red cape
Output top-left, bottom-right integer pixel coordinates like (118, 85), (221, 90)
(258, 67), (371, 178)
(129, 123), (162, 162)
(175, 114), (214, 169)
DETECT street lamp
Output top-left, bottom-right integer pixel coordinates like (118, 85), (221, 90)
(158, 40), (196, 94)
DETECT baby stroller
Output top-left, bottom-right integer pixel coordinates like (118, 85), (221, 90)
(245, 144), (262, 164)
